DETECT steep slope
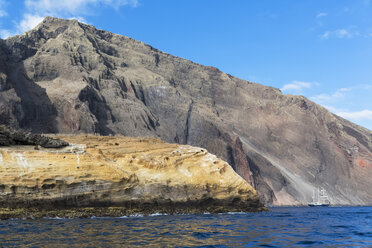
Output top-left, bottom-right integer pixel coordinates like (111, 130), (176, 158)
(0, 134), (264, 218)
(0, 17), (371, 205)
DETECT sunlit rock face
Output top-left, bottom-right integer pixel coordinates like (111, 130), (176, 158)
(0, 16), (371, 205)
(0, 135), (264, 213)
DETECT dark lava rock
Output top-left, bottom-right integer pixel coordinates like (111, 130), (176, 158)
(0, 125), (68, 148)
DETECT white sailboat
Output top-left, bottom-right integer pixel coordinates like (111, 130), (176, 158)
(308, 187), (330, 207)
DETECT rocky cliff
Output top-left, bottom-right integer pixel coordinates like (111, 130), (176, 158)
(0, 17), (371, 205)
(0, 134), (264, 218)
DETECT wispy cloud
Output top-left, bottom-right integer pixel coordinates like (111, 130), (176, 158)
(313, 12), (328, 28)
(321, 27), (360, 39)
(0, 29), (14, 38)
(0, 0), (7, 17)
(336, 109), (372, 121)
(281, 81), (312, 93)
(17, 14), (44, 33)
(310, 88), (350, 103)
(25, 0), (138, 16)
(316, 12), (327, 18)
(310, 85), (372, 129)
(0, 13), (44, 38)
(0, 0), (139, 38)
(322, 105), (372, 127)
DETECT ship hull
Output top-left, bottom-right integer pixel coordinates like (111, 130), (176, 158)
(308, 203), (330, 207)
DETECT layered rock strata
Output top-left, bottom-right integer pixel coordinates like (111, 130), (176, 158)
(0, 17), (371, 205)
(0, 135), (265, 219)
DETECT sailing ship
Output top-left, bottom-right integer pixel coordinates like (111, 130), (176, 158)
(308, 187), (330, 207)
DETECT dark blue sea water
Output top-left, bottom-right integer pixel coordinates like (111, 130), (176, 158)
(0, 207), (371, 247)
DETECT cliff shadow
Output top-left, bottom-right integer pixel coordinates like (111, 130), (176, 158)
(9, 62), (58, 133)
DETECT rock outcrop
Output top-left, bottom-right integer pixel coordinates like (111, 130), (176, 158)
(0, 135), (264, 219)
(0, 17), (371, 205)
(0, 125), (68, 148)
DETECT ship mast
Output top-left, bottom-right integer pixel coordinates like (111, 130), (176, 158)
(319, 188), (329, 204)
(312, 189), (315, 203)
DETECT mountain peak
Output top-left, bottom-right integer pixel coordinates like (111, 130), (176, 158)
(41, 16), (81, 26)
(29, 16), (88, 37)
(33, 16), (75, 30)
(42, 15), (64, 23)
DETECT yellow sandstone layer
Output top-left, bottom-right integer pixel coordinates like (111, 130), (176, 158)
(0, 135), (265, 218)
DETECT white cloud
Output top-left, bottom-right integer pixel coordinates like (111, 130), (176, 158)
(0, 29), (15, 39)
(321, 31), (330, 39)
(336, 29), (358, 38)
(281, 81), (312, 92)
(310, 88), (350, 103)
(336, 109), (372, 121)
(311, 85), (372, 129)
(17, 14), (44, 33)
(69, 16), (88, 24)
(316, 12), (327, 18)
(322, 105), (338, 112)
(1, 0), (138, 38)
(322, 105), (372, 129)
(0, 0), (7, 17)
(25, 0), (138, 16)
(321, 28), (360, 39)
(0, 14), (44, 38)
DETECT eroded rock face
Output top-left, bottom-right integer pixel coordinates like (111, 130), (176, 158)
(0, 17), (371, 205)
(0, 135), (264, 216)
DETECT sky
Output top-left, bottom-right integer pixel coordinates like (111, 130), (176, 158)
(0, 0), (371, 130)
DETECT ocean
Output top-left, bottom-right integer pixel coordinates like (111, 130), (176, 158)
(0, 207), (371, 247)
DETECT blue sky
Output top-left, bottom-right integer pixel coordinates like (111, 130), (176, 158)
(0, 0), (371, 130)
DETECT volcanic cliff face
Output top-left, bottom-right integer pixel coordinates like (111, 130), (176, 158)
(0, 134), (263, 217)
(0, 17), (371, 205)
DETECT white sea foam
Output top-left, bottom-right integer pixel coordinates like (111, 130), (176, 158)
(129, 213), (144, 218)
(117, 214), (145, 218)
(118, 213), (169, 218)
(149, 213), (168, 217)
(43, 217), (65, 220)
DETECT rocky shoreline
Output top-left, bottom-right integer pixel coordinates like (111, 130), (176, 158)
(0, 133), (266, 219)
(0, 200), (266, 220)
